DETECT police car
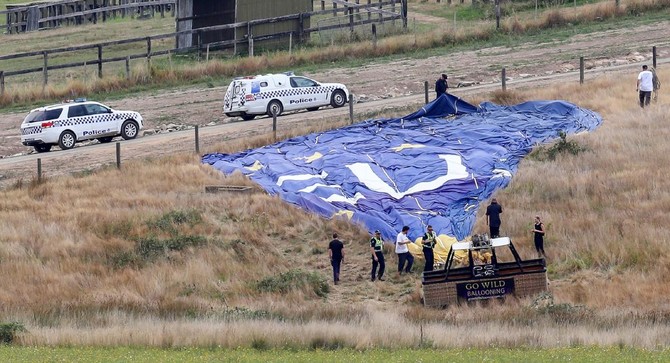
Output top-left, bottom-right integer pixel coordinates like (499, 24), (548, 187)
(20, 99), (143, 153)
(223, 72), (349, 120)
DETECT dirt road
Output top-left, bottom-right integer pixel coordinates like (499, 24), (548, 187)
(0, 21), (668, 188)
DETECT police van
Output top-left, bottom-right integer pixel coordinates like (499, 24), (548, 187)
(20, 99), (143, 153)
(223, 72), (349, 120)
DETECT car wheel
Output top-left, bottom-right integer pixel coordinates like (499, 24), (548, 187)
(267, 100), (283, 117)
(241, 113), (256, 121)
(330, 90), (347, 108)
(306, 107), (320, 112)
(121, 120), (139, 140)
(98, 136), (114, 143)
(34, 144), (52, 153)
(58, 131), (76, 150)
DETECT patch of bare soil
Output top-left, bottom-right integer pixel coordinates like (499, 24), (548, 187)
(0, 21), (668, 188)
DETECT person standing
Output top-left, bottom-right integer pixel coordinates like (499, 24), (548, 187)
(328, 233), (344, 285)
(486, 198), (503, 238)
(395, 226), (414, 276)
(421, 225), (437, 272)
(531, 216), (546, 258)
(434, 73), (449, 99)
(637, 64), (653, 108)
(370, 230), (385, 281)
(650, 66), (661, 103)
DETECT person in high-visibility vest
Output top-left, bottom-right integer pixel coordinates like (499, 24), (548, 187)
(370, 230), (385, 281)
(422, 225), (437, 272)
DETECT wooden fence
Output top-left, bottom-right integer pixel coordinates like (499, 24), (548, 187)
(2, 0), (175, 34)
(0, 0), (407, 93)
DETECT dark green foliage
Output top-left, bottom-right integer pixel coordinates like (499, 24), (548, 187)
(529, 131), (588, 161)
(256, 269), (330, 298)
(0, 322), (26, 344)
(146, 210), (203, 235)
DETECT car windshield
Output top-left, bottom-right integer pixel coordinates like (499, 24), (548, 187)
(23, 108), (62, 123)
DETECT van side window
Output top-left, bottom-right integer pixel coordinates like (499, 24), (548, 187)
(290, 77), (318, 88)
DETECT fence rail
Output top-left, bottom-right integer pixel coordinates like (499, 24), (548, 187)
(0, 0), (406, 93)
(2, 0), (175, 34)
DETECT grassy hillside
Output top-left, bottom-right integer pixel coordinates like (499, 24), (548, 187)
(0, 66), (668, 348)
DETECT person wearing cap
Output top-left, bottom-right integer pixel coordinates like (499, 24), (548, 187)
(434, 73), (449, 99)
(370, 230), (385, 281)
(395, 226), (414, 276)
(421, 225), (437, 272)
(486, 198), (503, 238)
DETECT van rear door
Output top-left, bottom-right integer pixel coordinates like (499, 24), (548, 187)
(224, 80), (248, 114)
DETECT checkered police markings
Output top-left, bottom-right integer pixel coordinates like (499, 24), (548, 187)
(255, 86), (336, 100)
(59, 112), (135, 127)
(22, 126), (42, 135)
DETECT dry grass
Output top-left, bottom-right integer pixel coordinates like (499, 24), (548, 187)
(1, 58), (670, 350)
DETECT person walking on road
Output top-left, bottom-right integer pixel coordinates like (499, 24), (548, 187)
(637, 64), (654, 108)
(486, 198), (503, 238)
(421, 225), (437, 272)
(328, 233), (344, 285)
(396, 226), (414, 276)
(370, 230), (385, 281)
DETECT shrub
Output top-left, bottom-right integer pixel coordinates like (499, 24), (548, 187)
(256, 269), (330, 298)
(530, 131), (587, 161)
(0, 322), (26, 344)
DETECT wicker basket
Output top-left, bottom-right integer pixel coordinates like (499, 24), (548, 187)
(423, 271), (547, 308)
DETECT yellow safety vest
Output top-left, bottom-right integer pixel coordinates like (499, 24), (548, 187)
(371, 237), (383, 252)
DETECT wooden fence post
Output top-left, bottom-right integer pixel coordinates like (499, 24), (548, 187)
(125, 56), (130, 80)
(43, 51), (48, 86)
(321, 0), (325, 11)
(37, 158), (42, 182)
(372, 23), (377, 48)
(652, 46), (657, 69)
(195, 125), (200, 154)
(0, 71), (4, 95)
(116, 142), (121, 169)
(146, 37), (152, 71)
(501, 68), (506, 91)
(424, 81), (429, 104)
(97, 44), (103, 78)
(349, 94), (354, 124)
(197, 30), (202, 61)
(272, 109), (278, 141)
(579, 56), (584, 85)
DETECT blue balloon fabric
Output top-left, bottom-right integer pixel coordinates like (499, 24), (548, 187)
(203, 94), (601, 242)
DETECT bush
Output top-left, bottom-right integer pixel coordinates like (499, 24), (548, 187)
(530, 131), (587, 161)
(0, 322), (26, 344)
(256, 269), (330, 298)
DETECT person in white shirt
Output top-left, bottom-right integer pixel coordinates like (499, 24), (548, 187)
(395, 226), (414, 276)
(637, 64), (654, 108)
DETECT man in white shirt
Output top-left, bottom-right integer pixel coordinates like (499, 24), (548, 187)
(395, 226), (414, 276)
(637, 64), (654, 108)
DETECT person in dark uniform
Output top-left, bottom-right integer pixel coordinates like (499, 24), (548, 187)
(486, 198), (503, 238)
(434, 73), (449, 99)
(328, 233), (344, 285)
(370, 230), (385, 281)
(531, 215), (546, 258)
(421, 225), (437, 272)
